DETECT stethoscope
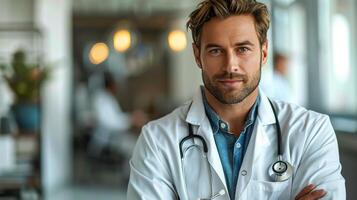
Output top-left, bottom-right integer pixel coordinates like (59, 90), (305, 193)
(179, 99), (293, 198)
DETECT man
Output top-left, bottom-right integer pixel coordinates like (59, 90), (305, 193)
(127, 0), (345, 199)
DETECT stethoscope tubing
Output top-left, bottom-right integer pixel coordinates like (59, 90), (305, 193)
(267, 99), (283, 156)
(179, 98), (292, 186)
(180, 98), (283, 158)
(179, 124), (208, 158)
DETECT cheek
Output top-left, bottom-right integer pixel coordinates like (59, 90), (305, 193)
(202, 68), (216, 80)
(243, 54), (261, 71)
(202, 55), (224, 70)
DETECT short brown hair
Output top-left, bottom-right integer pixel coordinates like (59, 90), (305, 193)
(187, 0), (270, 47)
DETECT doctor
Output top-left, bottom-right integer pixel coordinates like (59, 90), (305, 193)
(127, 0), (345, 199)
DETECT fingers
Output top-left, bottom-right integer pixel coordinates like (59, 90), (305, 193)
(295, 184), (316, 200)
(295, 184), (326, 200)
(307, 189), (326, 199)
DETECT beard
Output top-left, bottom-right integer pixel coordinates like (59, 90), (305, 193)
(202, 63), (261, 105)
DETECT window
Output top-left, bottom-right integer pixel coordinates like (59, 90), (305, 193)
(321, 0), (357, 114)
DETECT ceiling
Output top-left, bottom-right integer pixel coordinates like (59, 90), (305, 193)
(73, 0), (198, 15)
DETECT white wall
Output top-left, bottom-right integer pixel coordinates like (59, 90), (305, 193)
(0, 0), (33, 24)
(34, 0), (72, 195)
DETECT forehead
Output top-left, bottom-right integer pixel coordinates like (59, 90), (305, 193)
(200, 15), (259, 46)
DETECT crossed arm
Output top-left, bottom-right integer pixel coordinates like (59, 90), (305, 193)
(128, 116), (345, 200)
(291, 115), (345, 200)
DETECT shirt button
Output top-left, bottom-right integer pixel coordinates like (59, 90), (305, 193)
(236, 143), (241, 149)
(241, 170), (247, 176)
(220, 122), (226, 129)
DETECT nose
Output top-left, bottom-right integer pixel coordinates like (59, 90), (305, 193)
(225, 50), (240, 73)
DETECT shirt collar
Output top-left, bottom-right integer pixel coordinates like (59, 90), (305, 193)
(201, 86), (260, 134)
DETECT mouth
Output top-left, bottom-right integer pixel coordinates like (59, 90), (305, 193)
(217, 79), (244, 87)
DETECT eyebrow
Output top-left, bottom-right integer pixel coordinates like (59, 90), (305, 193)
(204, 40), (255, 49)
(234, 40), (255, 46)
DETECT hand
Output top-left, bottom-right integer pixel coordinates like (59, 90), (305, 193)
(295, 184), (326, 200)
(130, 110), (149, 128)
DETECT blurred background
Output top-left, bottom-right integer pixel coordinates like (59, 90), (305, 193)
(0, 0), (356, 199)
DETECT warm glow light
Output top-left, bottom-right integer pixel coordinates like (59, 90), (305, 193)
(168, 30), (187, 52)
(89, 43), (109, 65)
(114, 29), (131, 52)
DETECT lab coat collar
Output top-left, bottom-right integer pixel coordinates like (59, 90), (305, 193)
(257, 89), (276, 125)
(185, 87), (206, 126)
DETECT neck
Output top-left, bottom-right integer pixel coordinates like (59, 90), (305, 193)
(204, 88), (258, 134)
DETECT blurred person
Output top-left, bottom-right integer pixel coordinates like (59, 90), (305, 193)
(88, 72), (147, 159)
(127, 0), (345, 199)
(261, 53), (292, 102)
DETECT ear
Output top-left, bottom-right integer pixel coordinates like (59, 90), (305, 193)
(261, 40), (268, 65)
(192, 43), (202, 69)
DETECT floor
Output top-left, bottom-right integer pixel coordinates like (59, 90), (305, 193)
(47, 185), (126, 200)
(337, 133), (357, 200)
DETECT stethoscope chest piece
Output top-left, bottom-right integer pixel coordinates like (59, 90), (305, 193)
(268, 158), (293, 182)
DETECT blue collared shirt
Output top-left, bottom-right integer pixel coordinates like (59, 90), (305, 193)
(202, 89), (260, 200)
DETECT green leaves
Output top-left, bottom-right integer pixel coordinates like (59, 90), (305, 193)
(0, 50), (51, 104)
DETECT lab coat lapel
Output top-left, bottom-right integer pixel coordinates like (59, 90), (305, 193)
(186, 88), (228, 192)
(197, 118), (228, 191)
(252, 91), (276, 160)
(235, 92), (276, 198)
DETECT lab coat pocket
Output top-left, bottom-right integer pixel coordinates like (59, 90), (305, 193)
(182, 145), (211, 200)
(248, 180), (290, 200)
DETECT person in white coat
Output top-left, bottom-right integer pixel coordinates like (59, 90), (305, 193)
(261, 53), (292, 102)
(127, 0), (346, 199)
(89, 72), (147, 157)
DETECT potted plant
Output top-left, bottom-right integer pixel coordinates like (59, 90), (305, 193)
(0, 50), (50, 133)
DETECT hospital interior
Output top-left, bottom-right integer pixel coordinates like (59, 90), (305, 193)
(0, 0), (356, 199)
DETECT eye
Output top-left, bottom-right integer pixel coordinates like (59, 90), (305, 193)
(208, 48), (223, 56)
(237, 47), (250, 54)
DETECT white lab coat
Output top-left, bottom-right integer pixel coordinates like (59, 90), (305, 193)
(127, 88), (345, 200)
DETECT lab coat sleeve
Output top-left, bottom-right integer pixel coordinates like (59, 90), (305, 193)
(291, 115), (346, 199)
(127, 125), (177, 200)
